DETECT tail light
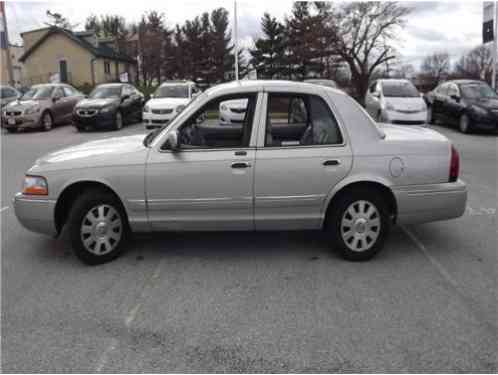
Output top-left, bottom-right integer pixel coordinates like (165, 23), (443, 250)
(449, 145), (459, 182)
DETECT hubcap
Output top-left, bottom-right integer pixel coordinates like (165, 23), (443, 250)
(116, 113), (123, 129)
(80, 204), (122, 255)
(44, 114), (52, 129)
(341, 200), (381, 252)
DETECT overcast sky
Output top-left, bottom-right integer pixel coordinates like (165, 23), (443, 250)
(4, 1), (486, 69)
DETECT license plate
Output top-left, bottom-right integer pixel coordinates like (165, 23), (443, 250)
(7, 118), (15, 125)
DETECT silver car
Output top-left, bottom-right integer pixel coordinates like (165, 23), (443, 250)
(2, 83), (84, 132)
(13, 80), (467, 265)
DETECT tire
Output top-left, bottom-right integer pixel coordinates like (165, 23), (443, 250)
(459, 113), (472, 134)
(427, 105), (433, 124)
(67, 190), (128, 265)
(41, 111), (53, 131)
(114, 111), (123, 131)
(326, 188), (390, 261)
(6, 128), (17, 133)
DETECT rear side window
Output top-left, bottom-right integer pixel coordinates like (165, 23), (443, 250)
(265, 93), (343, 147)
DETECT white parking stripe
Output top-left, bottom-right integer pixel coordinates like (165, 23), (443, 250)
(400, 225), (459, 289)
(0, 206), (9, 213)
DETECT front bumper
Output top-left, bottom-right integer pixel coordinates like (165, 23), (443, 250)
(73, 111), (115, 128)
(2, 112), (42, 130)
(383, 110), (427, 125)
(143, 112), (175, 129)
(13, 193), (57, 236)
(393, 180), (467, 224)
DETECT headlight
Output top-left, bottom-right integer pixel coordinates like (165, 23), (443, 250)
(220, 104), (228, 111)
(144, 105), (150, 113)
(23, 175), (48, 195)
(24, 106), (40, 115)
(176, 105), (186, 113)
(100, 105), (114, 113)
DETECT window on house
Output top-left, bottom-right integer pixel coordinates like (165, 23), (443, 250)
(104, 61), (111, 74)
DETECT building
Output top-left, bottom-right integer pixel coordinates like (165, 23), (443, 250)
(18, 27), (137, 88)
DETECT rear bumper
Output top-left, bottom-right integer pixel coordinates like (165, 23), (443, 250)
(393, 180), (467, 224)
(13, 193), (57, 236)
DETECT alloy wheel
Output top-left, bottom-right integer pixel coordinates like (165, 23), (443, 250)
(43, 113), (52, 131)
(80, 204), (122, 255)
(116, 112), (123, 130)
(459, 114), (470, 133)
(340, 200), (381, 252)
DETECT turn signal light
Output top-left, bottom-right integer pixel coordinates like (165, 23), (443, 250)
(23, 175), (48, 195)
(449, 145), (459, 182)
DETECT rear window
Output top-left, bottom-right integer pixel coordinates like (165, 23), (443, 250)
(382, 82), (419, 98)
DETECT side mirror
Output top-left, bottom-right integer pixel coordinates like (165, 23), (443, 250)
(372, 91), (380, 98)
(165, 130), (179, 151)
(450, 94), (460, 102)
(121, 94), (130, 102)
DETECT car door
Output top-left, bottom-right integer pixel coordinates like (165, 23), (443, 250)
(62, 86), (81, 120)
(432, 83), (448, 121)
(51, 87), (69, 123)
(145, 91), (262, 231)
(445, 83), (463, 125)
(253, 90), (353, 230)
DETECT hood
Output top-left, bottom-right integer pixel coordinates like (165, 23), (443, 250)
(146, 97), (190, 109)
(31, 134), (148, 172)
(465, 97), (498, 110)
(383, 97), (426, 111)
(5, 99), (48, 111)
(76, 98), (119, 108)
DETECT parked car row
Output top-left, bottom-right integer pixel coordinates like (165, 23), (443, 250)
(1, 82), (145, 132)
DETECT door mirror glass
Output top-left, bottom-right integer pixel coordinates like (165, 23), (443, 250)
(450, 94), (460, 102)
(121, 94), (130, 102)
(165, 130), (179, 151)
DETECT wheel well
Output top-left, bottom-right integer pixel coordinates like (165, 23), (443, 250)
(324, 181), (397, 227)
(54, 181), (128, 234)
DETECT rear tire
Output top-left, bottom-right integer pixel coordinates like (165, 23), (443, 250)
(326, 188), (390, 261)
(41, 111), (53, 131)
(459, 113), (472, 134)
(6, 128), (17, 133)
(114, 111), (123, 131)
(427, 105), (433, 124)
(68, 190), (129, 265)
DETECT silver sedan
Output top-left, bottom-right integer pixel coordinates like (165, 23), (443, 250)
(14, 80), (467, 264)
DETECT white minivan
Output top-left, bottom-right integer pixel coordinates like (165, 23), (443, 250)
(365, 79), (427, 125)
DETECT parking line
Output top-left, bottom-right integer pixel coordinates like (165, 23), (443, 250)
(0, 206), (9, 213)
(400, 225), (459, 289)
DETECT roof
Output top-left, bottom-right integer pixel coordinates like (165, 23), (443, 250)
(19, 27), (136, 64)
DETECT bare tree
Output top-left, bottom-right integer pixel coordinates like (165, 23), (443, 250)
(326, 2), (411, 102)
(421, 52), (450, 85)
(454, 45), (493, 83)
(45, 10), (78, 29)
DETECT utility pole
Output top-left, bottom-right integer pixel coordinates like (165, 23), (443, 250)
(494, 1), (498, 89)
(234, 0), (239, 81)
(0, 1), (14, 85)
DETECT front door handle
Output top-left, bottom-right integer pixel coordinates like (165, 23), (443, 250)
(231, 162), (251, 169)
(323, 160), (340, 166)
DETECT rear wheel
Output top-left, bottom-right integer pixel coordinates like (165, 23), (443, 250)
(6, 128), (17, 133)
(427, 105), (433, 124)
(326, 188), (390, 261)
(68, 190), (128, 265)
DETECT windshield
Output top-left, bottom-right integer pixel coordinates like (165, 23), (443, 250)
(382, 82), (419, 98)
(21, 86), (54, 100)
(460, 83), (498, 99)
(89, 86), (122, 99)
(155, 85), (189, 98)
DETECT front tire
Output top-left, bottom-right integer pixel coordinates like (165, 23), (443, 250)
(114, 111), (123, 131)
(459, 113), (472, 134)
(427, 105), (433, 124)
(326, 188), (390, 261)
(68, 190), (128, 265)
(41, 111), (53, 131)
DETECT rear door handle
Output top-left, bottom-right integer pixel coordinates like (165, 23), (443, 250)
(234, 151), (247, 156)
(323, 160), (340, 166)
(231, 162), (251, 169)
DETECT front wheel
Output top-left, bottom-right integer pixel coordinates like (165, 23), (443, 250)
(459, 113), (472, 134)
(41, 111), (53, 131)
(326, 189), (390, 261)
(427, 105), (433, 124)
(114, 111), (123, 130)
(68, 190), (128, 265)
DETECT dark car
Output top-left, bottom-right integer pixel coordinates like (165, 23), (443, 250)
(425, 79), (498, 133)
(73, 83), (144, 131)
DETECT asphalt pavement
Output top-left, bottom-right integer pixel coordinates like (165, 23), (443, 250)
(1, 121), (497, 372)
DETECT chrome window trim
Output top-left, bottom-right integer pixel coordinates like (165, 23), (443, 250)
(259, 90), (348, 149)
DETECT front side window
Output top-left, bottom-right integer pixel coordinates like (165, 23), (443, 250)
(382, 81), (419, 98)
(265, 93), (343, 147)
(460, 83), (498, 99)
(63, 86), (76, 96)
(174, 93), (256, 149)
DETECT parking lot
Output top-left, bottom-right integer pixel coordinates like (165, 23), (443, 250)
(1, 122), (497, 372)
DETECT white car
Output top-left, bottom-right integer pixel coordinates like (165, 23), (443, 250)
(365, 79), (427, 125)
(14, 80), (466, 265)
(143, 81), (200, 130)
(219, 98), (248, 124)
